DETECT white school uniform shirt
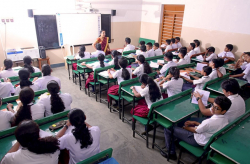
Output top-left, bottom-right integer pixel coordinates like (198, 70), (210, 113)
(154, 48), (163, 56)
(177, 59), (188, 66)
(0, 111), (14, 131)
(194, 47), (201, 54)
(146, 49), (155, 57)
(59, 126), (100, 164)
(162, 78), (183, 97)
(185, 50), (196, 64)
(75, 52), (91, 60)
(193, 76), (211, 90)
(124, 44), (135, 51)
(136, 49), (141, 55)
(139, 84), (163, 109)
(133, 64), (144, 77)
(0, 68), (18, 78)
(171, 43), (177, 49)
(34, 75), (61, 90)
(160, 61), (177, 76)
(92, 62), (110, 71)
(208, 67), (226, 80)
(33, 66), (41, 73)
(177, 42), (182, 48)
(112, 68), (132, 84)
(37, 93), (72, 117)
(91, 50), (105, 58)
(241, 62), (248, 70)
(194, 115), (228, 146)
(108, 59), (114, 66)
(14, 83), (40, 95)
(205, 53), (217, 62)
(218, 51), (235, 61)
(138, 51), (148, 58)
(28, 103), (45, 120)
(0, 81), (15, 98)
(164, 45), (173, 52)
(243, 63), (250, 83)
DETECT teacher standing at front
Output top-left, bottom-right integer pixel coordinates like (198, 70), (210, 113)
(92, 30), (111, 55)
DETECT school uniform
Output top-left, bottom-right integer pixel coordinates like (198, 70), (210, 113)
(164, 45), (173, 52)
(209, 67), (226, 80)
(185, 50), (196, 64)
(0, 111), (14, 131)
(37, 93), (72, 117)
(91, 50), (105, 58)
(59, 126), (100, 164)
(177, 59), (188, 66)
(133, 64), (144, 77)
(218, 51), (235, 61)
(162, 78), (183, 97)
(0, 81), (15, 98)
(0, 68), (18, 78)
(159, 61), (177, 77)
(193, 76), (211, 90)
(108, 59), (114, 66)
(28, 103), (45, 120)
(124, 44), (135, 51)
(205, 53), (217, 63)
(75, 52), (91, 60)
(136, 49), (141, 55)
(241, 62), (248, 70)
(138, 51), (148, 58)
(177, 42), (182, 48)
(171, 43), (177, 49)
(243, 63), (250, 83)
(154, 48), (163, 56)
(33, 67), (41, 73)
(14, 83), (40, 95)
(194, 47), (201, 54)
(146, 49), (155, 57)
(34, 75), (61, 90)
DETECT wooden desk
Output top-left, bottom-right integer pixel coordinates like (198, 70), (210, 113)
(38, 57), (50, 70)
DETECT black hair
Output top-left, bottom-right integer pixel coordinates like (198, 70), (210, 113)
(96, 43), (102, 51)
(146, 42), (152, 47)
(169, 66), (180, 80)
(137, 55), (152, 74)
(23, 56), (35, 73)
(99, 30), (105, 37)
(98, 54), (105, 67)
(140, 41), (145, 46)
(139, 74), (161, 102)
(211, 59), (220, 68)
(18, 68), (33, 89)
(217, 58), (225, 67)
(207, 47), (215, 53)
(166, 39), (171, 45)
(190, 43), (195, 50)
(4, 59), (13, 70)
(221, 79), (240, 95)
(47, 80), (65, 114)
(193, 39), (200, 47)
(111, 50), (120, 69)
(214, 96), (232, 112)
(140, 45), (146, 52)
(125, 37), (131, 44)
(164, 52), (173, 60)
(244, 52), (250, 56)
(203, 66), (212, 75)
(119, 57), (130, 80)
(69, 109), (93, 149)
(154, 43), (159, 48)
(226, 44), (233, 51)
(171, 38), (176, 43)
(15, 120), (59, 154)
(79, 45), (86, 58)
(13, 87), (34, 126)
(42, 64), (51, 76)
(179, 48), (187, 58)
(175, 37), (180, 41)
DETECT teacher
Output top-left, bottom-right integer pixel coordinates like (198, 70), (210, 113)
(92, 30), (111, 55)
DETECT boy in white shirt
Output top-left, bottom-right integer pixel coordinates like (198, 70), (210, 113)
(184, 43), (196, 64)
(171, 38), (178, 49)
(156, 52), (177, 77)
(177, 49), (188, 66)
(146, 42), (155, 57)
(203, 47), (217, 63)
(0, 79), (15, 98)
(133, 45), (148, 58)
(208, 59), (226, 80)
(123, 37), (135, 51)
(218, 44), (235, 64)
(162, 96), (231, 160)
(175, 37), (182, 48)
(193, 39), (201, 54)
(153, 43), (163, 56)
(91, 43), (105, 58)
(136, 41), (145, 55)
(164, 39), (173, 52)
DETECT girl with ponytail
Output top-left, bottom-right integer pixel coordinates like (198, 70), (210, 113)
(0, 59), (18, 78)
(109, 50), (120, 69)
(107, 57), (132, 106)
(2, 120), (60, 164)
(132, 55), (152, 77)
(12, 87), (45, 126)
(22, 56), (41, 73)
(37, 80), (72, 116)
(72, 45), (91, 70)
(57, 109), (100, 163)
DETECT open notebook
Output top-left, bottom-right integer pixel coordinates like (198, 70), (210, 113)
(150, 62), (159, 68)
(191, 89), (210, 106)
(99, 70), (115, 77)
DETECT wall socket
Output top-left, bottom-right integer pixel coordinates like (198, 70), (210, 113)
(1, 18), (14, 23)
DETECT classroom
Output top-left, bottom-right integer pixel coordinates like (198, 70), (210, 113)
(0, 0), (250, 163)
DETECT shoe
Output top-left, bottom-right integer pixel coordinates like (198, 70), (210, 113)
(160, 151), (177, 160)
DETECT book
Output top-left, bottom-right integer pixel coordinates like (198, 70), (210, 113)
(150, 62), (159, 68)
(133, 86), (143, 93)
(180, 72), (190, 79)
(99, 70), (115, 77)
(157, 60), (164, 64)
(191, 89), (210, 106)
(195, 63), (207, 71)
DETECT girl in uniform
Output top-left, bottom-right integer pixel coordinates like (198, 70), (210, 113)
(22, 56), (41, 73)
(72, 45), (91, 70)
(109, 50), (120, 69)
(0, 59), (18, 78)
(132, 55), (152, 78)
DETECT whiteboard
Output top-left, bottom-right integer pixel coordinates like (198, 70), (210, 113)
(56, 13), (101, 46)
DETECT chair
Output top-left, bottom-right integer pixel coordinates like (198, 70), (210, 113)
(138, 38), (155, 45)
(38, 57), (50, 70)
(122, 50), (136, 64)
(61, 44), (75, 72)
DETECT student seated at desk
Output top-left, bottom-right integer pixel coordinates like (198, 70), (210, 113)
(37, 80), (72, 117)
(135, 41), (145, 55)
(193, 39), (201, 54)
(171, 38), (177, 49)
(108, 50), (120, 69)
(233, 52), (248, 74)
(175, 37), (182, 48)
(123, 37), (135, 51)
(57, 109), (100, 164)
(0, 79), (15, 98)
(91, 43), (105, 58)
(75, 45), (91, 60)
(132, 55), (152, 78)
(146, 42), (155, 57)
(0, 59), (18, 78)
(184, 43), (196, 64)
(218, 44), (235, 63)
(162, 96), (231, 160)
(134, 45), (148, 58)
(22, 56), (41, 73)
(164, 39), (172, 52)
(153, 43), (163, 56)
(107, 57), (132, 106)
(130, 74), (163, 117)
(208, 58), (226, 80)
(202, 47), (217, 63)
(177, 48), (188, 66)
(0, 98), (15, 131)
(34, 64), (61, 90)
(11, 87), (45, 126)
(156, 52), (177, 77)
(14, 69), (39, 95)
(1, 120), (60, 164)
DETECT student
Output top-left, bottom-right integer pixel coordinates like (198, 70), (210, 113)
(208, 58), (226, 80)
(175, 37), (182, 48)
(157, 52), (177, 77)
(181, 66), (212, 90)
(162, 96), (231, 160)
(107, 57), (132, 106)
(136, 41), (145, 55)
(123, 37), (135, 51)
(0, 98), (15, 131)
(91, 43), (105, 58)
(146, 42), (155, 57)
(22, 56), (41, 73)
(234, 52), (248, 74)
(14, 68), (40, 95)
(184, 43), (196, 64)
(0, 59), (18, 78)
(153, 43), (163, 56)
(109, 50), (120, 69)
(135, 45), (148, 58)
(11, 87), (45, 126)
(193, 39), (201, 54)
(1, 120), (60, 164)
(37, 80), (72, 117)
(0, 79), (15, 98)
(164, 39), (172, 52)
(57, 109), (100, 164)
(130, 74), (163, 117)
(218, 44), (235, 63)
(132, 55), (152, 77)
(203, 47), (217, 63)
(160, 67), (183, 97)
(177, 48), (188, 66)
(171, 38), (177, 49)
(34, 64), (61, 90)
(74, 45), (91, 59)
